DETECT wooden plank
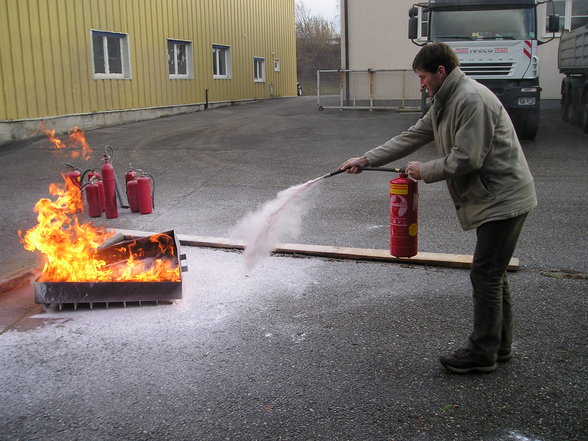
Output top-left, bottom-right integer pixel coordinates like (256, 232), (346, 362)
(113, 229), (520, 271)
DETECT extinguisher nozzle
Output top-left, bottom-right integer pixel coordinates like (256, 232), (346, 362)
(324, 169), (347, 178)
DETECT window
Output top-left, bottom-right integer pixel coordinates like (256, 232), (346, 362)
(253, 57), (265, 82)
(431, 9), (535, 41)
(212, 44), (231, 79)
(91, 30), (130, 79)
(419, 9), (429, 40)
(168, 39), (193, 79)
(546, 0), (588, 32)
(570, 0), (588, 29)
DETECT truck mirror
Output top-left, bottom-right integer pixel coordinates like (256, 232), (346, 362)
(409, 6), (418, 18)
(409, 16), (418, 39)
(548, 14), (560, 33)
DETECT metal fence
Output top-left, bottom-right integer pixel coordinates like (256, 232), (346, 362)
(316, 69), (422, 111)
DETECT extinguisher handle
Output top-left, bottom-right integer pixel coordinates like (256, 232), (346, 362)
(65, 163), (81, 172)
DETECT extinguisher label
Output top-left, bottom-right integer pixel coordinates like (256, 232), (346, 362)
(390, 183), (408, 195)
(390, 195), (408, 217)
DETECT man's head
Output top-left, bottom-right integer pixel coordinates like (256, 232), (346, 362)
(412, 42), (460, 97)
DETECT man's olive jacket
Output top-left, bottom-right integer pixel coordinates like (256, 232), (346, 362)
(364, 67), (537, 230)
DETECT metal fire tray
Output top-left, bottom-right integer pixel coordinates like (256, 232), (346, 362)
(34, 230), (187, 308)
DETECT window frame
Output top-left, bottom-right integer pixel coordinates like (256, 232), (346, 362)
(167, 39), (193, 79)
(91, 30), (131, 79)
(212, 44), (231, 79)
(253, 57), (265, 82)
(417, 8), (429, 41)
(543, 0), (588, 35)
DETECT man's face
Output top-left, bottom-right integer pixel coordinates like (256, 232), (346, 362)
(416, 66), (446, 98)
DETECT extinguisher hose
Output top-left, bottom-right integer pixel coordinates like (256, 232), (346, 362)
(80, 168), (94, 184)
(324, 166), (405, 178)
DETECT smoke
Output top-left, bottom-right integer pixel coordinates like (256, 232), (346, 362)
(230, 177), (323, 272)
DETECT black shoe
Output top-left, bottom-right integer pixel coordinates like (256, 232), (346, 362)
(439, 348), (497, 374)
(497, 349), (512, 362)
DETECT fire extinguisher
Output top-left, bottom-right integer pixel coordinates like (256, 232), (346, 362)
(127, 178), (139, 213)
(90, 170), (106, 212)
(64, 164), (82, 188)
(125, 166), (137, 196)
(390, 172), (418, 258)
(136, 170), (155, 215)
(101, 151), (118, 219)
(82, 168), (105, 212)
(83, 178), (102, 218)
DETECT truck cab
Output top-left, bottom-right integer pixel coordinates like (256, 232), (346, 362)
(409, 0), (559, 140)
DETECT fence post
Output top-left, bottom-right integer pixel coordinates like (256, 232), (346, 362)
(338, 70), (344, 109)
(317, 70), (321, 108)
(402, 70), (406, 108)
(369, 69), (375, 110)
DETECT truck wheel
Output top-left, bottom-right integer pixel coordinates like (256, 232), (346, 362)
(519, 109), (539, 140)
(567, 93), (580, 125)
(561, 98), (570, 122)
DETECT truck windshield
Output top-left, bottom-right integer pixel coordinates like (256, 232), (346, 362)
(430, 8), (536, 41)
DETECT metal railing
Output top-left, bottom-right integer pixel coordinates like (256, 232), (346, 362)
(316, 69), (421, 111)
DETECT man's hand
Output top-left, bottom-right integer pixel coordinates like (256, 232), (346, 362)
(339, 156), (369, 174)
(406, 161), (423, 180)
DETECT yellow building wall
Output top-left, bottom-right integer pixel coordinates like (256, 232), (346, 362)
(0, 0), (297, 121)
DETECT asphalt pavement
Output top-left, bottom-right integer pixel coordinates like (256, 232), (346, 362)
(0, 96), (586, 440)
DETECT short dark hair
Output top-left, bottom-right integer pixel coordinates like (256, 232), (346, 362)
(412, 42), (460, 74)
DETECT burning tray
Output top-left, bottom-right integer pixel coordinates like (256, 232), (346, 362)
(34, 230), (187, 308)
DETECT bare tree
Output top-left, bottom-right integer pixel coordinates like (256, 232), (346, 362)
(296, 2), (341, 94)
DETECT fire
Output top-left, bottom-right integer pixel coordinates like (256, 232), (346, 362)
(40, 125), (93, 160)
(20, 175), (180, 283)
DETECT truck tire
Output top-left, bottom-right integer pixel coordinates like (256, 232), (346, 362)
(567, 91), (580, 125)
(561, 97), (570, 122)
(518, 109), (539, 140)
(561, 80), (570, 122)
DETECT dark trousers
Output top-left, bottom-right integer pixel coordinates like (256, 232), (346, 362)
(467, 213), (528, 362)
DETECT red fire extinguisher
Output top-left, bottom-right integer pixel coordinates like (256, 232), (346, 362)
(101, 152), (118, 219)
(89, 170), (106, 212)
(125, 166), (137, 194)
(82, 169), (105, 212)
(83, 179), (102, 218)
(127, 178), (139, 213)
(136, 170), (154, 215)
(390, 172), (418, 258)
(65, 164), (81, 188)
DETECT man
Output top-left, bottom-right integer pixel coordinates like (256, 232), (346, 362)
(339, 42), (537, 374)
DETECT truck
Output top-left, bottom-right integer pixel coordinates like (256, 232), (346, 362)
(558, 25), (588, 133)
(408, 0), (560, 140)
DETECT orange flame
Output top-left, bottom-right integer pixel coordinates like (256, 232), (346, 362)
(40, 125), (93, 160)
(20, 175), (180, 283)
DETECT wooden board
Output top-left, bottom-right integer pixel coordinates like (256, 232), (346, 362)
(114, 229), (520, 271)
